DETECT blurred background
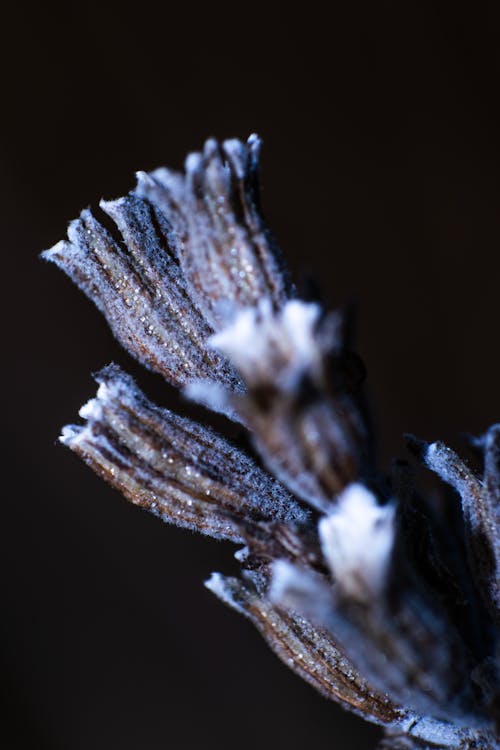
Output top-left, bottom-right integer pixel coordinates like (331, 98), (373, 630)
(2, 2), (500, 748)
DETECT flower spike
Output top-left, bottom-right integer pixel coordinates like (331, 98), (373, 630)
(45, 136), (500, 750)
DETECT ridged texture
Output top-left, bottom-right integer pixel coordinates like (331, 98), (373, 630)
(205, 569), (403, 726)
(43, 198), (242, 400)
(61, 364), (311, 544)
(136, 135), (292, 330)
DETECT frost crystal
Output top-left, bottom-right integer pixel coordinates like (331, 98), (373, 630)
(44, 135), (500, 749)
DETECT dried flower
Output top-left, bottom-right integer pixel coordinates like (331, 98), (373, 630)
(43, 136), (500, 749)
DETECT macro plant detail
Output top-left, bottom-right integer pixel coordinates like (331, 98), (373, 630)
(43, 135), (500, 750)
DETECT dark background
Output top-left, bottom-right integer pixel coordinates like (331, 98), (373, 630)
(2, 2), (500, 748)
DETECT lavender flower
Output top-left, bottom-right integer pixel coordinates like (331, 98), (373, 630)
(43, 136), (500, 749)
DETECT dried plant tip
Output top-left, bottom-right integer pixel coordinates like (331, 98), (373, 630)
(136, 134), (292, 330)
(45, 136), (500, 750)
(271, 547), (485, 724)
(42, 198), (241, 402)
(61, 364), (310, 542)
(411, 435), (500, 626)
(206, 571), (404, 727)
(270, 560), (487, 746)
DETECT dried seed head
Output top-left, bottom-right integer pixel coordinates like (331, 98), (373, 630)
(45, 136), (500, 750)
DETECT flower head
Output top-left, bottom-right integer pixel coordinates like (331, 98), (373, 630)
(44, 136), (500, 749)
